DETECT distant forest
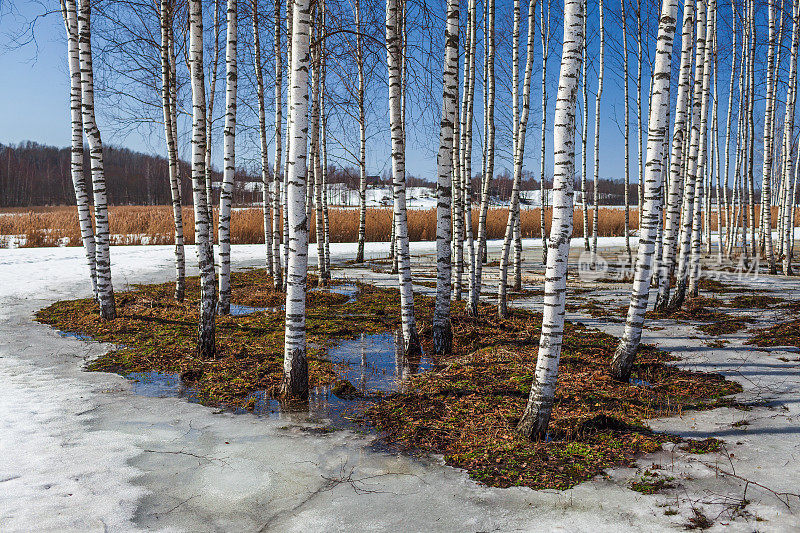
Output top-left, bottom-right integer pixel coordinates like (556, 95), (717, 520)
(1, 141), (647, 207)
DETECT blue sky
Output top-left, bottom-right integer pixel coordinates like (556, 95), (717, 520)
(0, 0), (764, 187)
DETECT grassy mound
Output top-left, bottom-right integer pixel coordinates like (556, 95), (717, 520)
(37, 269), (741, 491)
(747, 318), (800, 350)
(365, 305), (741, 490)
(36, 270), (401, 407)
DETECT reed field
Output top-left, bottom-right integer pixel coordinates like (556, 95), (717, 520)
(0, 204), (782, 247)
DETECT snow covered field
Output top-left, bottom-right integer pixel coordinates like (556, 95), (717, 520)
(1, 242), (798, 531)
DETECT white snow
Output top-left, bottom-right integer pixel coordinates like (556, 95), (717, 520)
(1, 241), (798, 531)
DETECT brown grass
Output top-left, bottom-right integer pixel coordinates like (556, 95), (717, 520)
(1, 204), (789, 247)
(35, 267), (741, 491)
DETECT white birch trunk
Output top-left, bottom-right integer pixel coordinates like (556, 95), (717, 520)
(668, 0), (706, 309)
(762, 0), (778, 273)
(622, 0), (632, 263)
(722, 12), (736, 256)
(687, 0), (716, 298)
(321, 65), (331, 278)
(189, 0), (216, 358)
(272, 0), (283, 287)
(253, 0), (275, 281)
(612, 0), (678, 380)
(498, 0), (538, 318)
(283, 0), (294, 289)
(217, 0), (238, 315)
(781, 0), (799, 274)
(433, 0), (459, 353)
(355, 0), (368, 263)
(61, 0), (97, 300)
(463, 0), (478, 308)
(581, 0), (589, 252)
(387, 0), (422, 354)
(747, 0), (756, 260)
(77, 0), (115, 320)
(636, 0), (644, 231)
(205, 0), (222, 226)
(160, 0), (186, 301)
(469, 0), (496, 316)
(541, 0), (550, 264)
(591, 0), (604, 263)
(282, 0), (312, 398)
(516, 0), (583, 440)
(311, 9), (326, 286)
(452, 91), (464, 301)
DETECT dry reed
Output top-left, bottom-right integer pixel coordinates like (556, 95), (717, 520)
(0, 204), (784, 248)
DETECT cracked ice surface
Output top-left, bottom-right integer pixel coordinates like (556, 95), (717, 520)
(0, 241), (798, 531)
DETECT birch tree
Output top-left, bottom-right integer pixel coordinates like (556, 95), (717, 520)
(781, 0), (799, 274)
(159, 0), (186, 302)
(462, 0), (478, 311)
(612, 0), (678, 380)
(668, 0), (707, 309)
(282, 0), (312, 398)
(205, 0), (222, 225)
(77, 0), (116, 320)
(217, 0), (238, 315)
(253, 0), (276, 282)
(498, 0), (538, 318)
(283, 0), (294, 288)
(541, 0), (550, 264)
(387, 0), (422, 355)
(272, 0), (283, 287)
(722, 9), (737, 257)
(761, 0), (778, 274)
(469, 0), (496, 316)
(635, 0), (644, 231)
(310, 6), (327, 286)
(355, 0), (368, 263)
(516, 0), (583, 440)
(591, 0), (604, 264)
(580, 0), (589, 252)
(433, 0), (459, 354)
(61, 0), (97, 300)
(622, 0), (633, 263)
(686, 0), (715, 298)
(747, 0), (756, 260)
(189, 0), (217, 358)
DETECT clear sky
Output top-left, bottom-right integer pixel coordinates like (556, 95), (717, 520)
(0, 0), (761, 186)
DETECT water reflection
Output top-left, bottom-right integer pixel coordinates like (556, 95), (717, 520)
(57, 330), (93, 342)
(122, 332), (432, 430)
(310, 284), (359, 303)
(126, 371), (200, 402)
(326, 332), (432, 394)
(228, 304), (279, 316)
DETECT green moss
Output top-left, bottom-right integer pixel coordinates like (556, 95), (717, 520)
(681, 437), (723, 454)
(629, 471), (676, 494)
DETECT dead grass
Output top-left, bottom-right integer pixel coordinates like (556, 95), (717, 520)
(747, 318), (800, 349)
(34, 268), (741, 492)
(366, 305), (742, 490)
(5, 204), (790, 248)
(2, 205), (643, 247)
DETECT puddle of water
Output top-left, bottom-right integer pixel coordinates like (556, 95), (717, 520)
(629, 378), (653, 388)
(121, 332), (432, 431)
(325, 332), (433, 393)
(57, 330), (93, 342)
(311, 284), (359, 303)
(126, 371), (200, 402)
(240, 333), (431, 428)
(228, 304), (278, 316)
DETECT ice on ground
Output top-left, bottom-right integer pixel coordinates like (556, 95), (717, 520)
(1, 242), (799, 531)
